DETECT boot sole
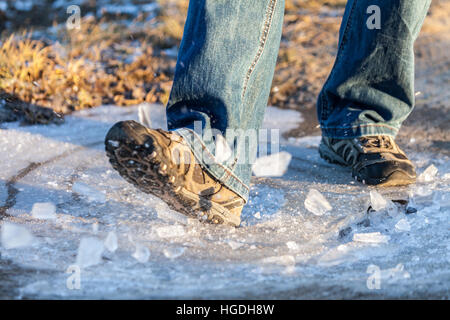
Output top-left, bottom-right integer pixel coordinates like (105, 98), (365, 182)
(105, 122), (241, 227)
(319, 141), (416, 187)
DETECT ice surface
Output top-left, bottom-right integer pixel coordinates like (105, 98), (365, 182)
(260, 255), (296, 266)
(1, 223), (34, 249)
(417, 164), (438, 183)
(353, 232), (390, 244)
(252, 151), (292, 177)
(155, 203), (188, 225)
(0, 104), (448, 299)
(304, 188), (332, 216)
(30, 202), (56, 220)
(370, 190), (388, 211)
(288, 135), (321, 148)
(380, 264), (411, 282)
(76, 237), (104, 268)
(104, 231), (118, 253)
(132, 243), (150, 263)
(72, 182), (106, 203)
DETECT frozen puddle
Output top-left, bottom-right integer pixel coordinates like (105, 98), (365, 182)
(0, 104), (449, 299)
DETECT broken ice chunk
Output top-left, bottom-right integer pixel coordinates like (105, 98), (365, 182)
(417, 164), (438, 183)
(104, 231), (118, 252)
(31, 202), (57, 220)
(163, 247), (185, 259)
(304, 188), (332, 216)
(138, 103), (152, 128)
(1, 222), (34, 249)
(352, 232), (390, 244)
(72, 182), (106, 203)
(395, 219), (411, 232)
(370, 190), (388, 211)
(252, 151), (292, 177)
(76, 237), (104, 268)
(132, 243), (150, 263)
(155, 225), (185, 238)
(386, 201), (401, 218)
(214, 134), (233, 163)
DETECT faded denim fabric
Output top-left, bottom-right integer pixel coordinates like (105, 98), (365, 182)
(166, 0), (430, 201)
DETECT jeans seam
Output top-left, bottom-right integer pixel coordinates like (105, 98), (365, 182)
(319, 0), (358, 122)
(241, 0), (277, 100)
(176, 128), (250, 192)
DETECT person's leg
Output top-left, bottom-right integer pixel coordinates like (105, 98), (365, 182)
(317, 0), (431, 185)
(166, 0), (285, 202)
(318, 0), (431, 137)
(105, 0), (285, 226)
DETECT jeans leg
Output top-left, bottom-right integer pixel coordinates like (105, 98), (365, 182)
(166, 0), (285, 201)
(317, 0), (431, 139)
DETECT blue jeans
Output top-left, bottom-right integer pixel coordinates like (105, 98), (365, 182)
(166, 0), (431, 202)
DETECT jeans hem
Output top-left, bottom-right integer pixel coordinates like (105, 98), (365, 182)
(173, 128), (250, 202)
(320, 123), (399, 139)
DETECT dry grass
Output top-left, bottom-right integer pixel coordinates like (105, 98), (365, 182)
(0, 18), (178, 115)
(0, 0), (446, 124)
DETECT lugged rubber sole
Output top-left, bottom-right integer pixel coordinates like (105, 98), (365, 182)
(105, 122), (241, 227)
(319, 141), (416, 187)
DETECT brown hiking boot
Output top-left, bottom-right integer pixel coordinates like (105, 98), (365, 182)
(319, 135), (416, 186)
(105, 120), (244, 226)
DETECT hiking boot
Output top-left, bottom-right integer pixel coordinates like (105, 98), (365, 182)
(104, 120), (244, 226)
(319, 135), (416, 186)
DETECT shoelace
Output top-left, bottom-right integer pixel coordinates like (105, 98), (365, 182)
(359, 136), (394, 150)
